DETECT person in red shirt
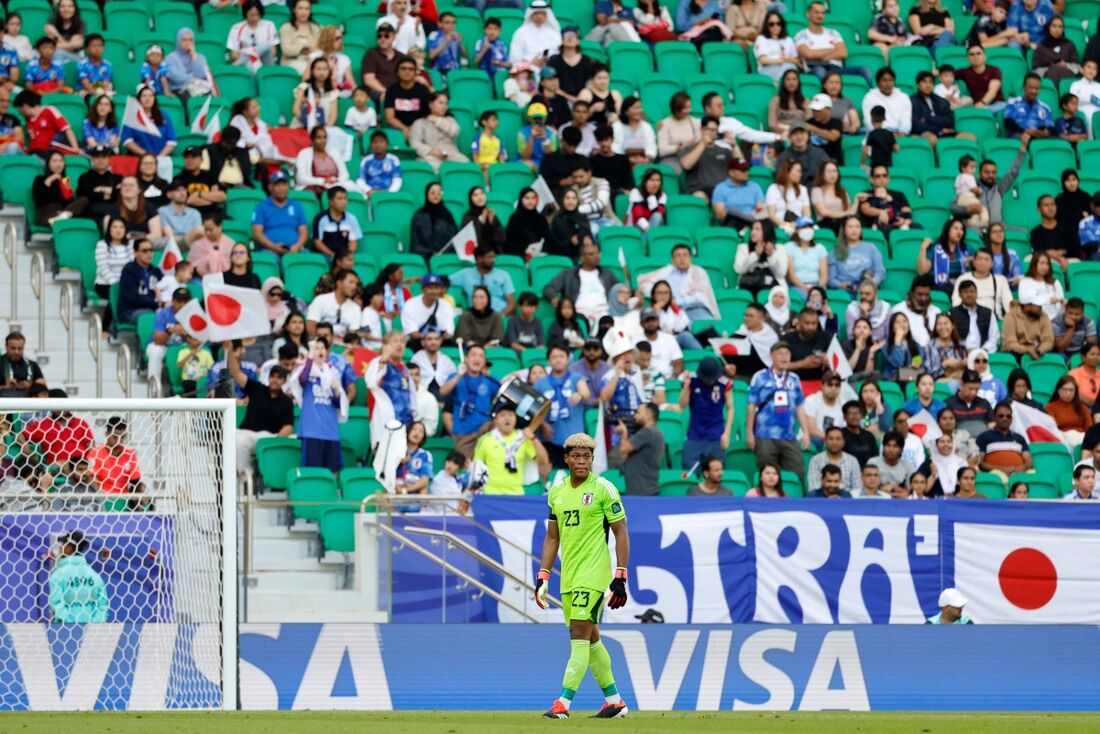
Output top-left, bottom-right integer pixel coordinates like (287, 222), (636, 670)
(84, 416), (145, 499)
(13, 89), (80, 160)
(956, 45), (1006, 113)
(23, 395), (94, 468)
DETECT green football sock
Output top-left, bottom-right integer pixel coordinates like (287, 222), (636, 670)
(558, 639), (590, 709)
(588, 640), (622, 704)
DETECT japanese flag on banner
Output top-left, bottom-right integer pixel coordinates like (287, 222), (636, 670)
(160, 233), (183, 272)
(711, 336), (751, 359)
(531, 175), (555, 212)
(175, 299), (209, 342)
(1012, 401), (1071, 449)
(122, 96), (161, 137)
(907, 409), (942, 442)
(824, 336), (852, 379)
(201, 279), (270, 341)
(953, 523), (1100, 623)
(592, 401), (608, 474)
(447, 221), (478, 262)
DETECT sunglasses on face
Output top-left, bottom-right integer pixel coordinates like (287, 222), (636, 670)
(974, 357), (988, 363)
(138, 248), (153, 254)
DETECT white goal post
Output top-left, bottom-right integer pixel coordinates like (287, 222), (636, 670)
(0, 398), (237, 711)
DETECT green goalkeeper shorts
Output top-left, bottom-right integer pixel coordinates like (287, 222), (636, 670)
(561, 588), (604, 626)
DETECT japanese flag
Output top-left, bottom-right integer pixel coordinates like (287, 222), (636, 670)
(907, 409), (942, 442)
(711, 336), (751, 359)
(202, 109), (222, 143)
(176, 299), (209, 342)
(953, 523), (1100, 623)
(1012, 401), (1070, 449)
(824, 336), (852, 379)
(160, 233), (183, 272)
(531, 175), (556, 212)
(190, 96), (213, 134)
(447, 221), (478, 262)
(201, 279), (270, 341)
(122, 96), (161, 137)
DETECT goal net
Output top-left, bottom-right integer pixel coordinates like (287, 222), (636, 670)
(0, 398), (237, 711)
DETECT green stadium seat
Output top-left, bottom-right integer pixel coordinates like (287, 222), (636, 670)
(732, 74), (776, 120)
(1077, 140), (1100, 172)
(51, 218), (100, 276)
(370, 192), (417, 248)
(319, 507), (358, 553)
(986, 48), (1027, 97)
(846, 45), (886, 80)
(79, 249), (103, 309)
(918, 171), (957, 208)
(494, 253), (529, 290)
(887, 46), (933, 86)
(654, 41), (700, 77)
(105, 2), (151, 33)
(639, 74), (683, 122)
(599, 226), (646, 260)
(447, 69), (493, 104)
(1009, 473), (1060, 500)
(1030, 443), (1073, 480)
(647, 226), (693, 256)
(955, 108), (998, 140)
(256, 437), (303, 490)
(894, 137), (935, 172)
(666, 194), (711, 230)
(975, 472), (1008, 500)
(339, 406), (372, 461)
(256, 66), (303, 120)
(153, 4), (198, 32)
(657, 470), (696, 496)
(1028, 139), (1076, 173)
(200, 5), (240, 40)
(439, 161), (484, 201)
(701, 42), (748, 87)
(400, 159), (438, 200)
(287, 467), (339, 523)
(488, 162), (534, 200)
(935, 138), (981, 171)
(608, 41), (653, 88)
(282, 252), (329, 301)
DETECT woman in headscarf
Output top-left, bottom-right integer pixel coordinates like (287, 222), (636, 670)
(373, 264), (412, 323)
(607, 282), (642, 341)
(509, 0), (562, 67)
(1055, 169), (1091, 234)
(1033, 14), (1079, 86)
(410, 182), (458, 262)
(461, 186), (505, 252)
(1006, 368), (1044, 411)
(966, 348), (1007, 406)
(164, 28), (212, 99)
(546, 188), (593, 261)
(504, 187), (550, 258)
(764, 284), (791, 333)
(918, 433), (965, 497)
(262, 277), (292, 332)
(455, 285), (504, 346)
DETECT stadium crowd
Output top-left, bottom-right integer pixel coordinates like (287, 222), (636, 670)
(5, 0), (1100, 504)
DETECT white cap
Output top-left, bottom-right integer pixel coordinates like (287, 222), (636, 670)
(602, 328), (635, 361)
(809, 93), (833, 111)
(1019, 291), (1042, 306)
(938, 588), (967, 608)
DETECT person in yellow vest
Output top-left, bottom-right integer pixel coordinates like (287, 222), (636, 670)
(473, 404), (550, 495)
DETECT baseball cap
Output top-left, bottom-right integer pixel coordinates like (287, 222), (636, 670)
(526, 102), (548, 119)
(728, 158), (750, 172)
(938, 588), (967, 609)
(640, 307), (658, 321)
(794, 216), (815, 230)
(697, 356), (721, 384)
(89, 145), (110, 157)
(146, 44), (163, 58)
(57, 530), (87, 550)
(421, 273), (445, 287)
(809, 93), (833, 111)
(172, 287), (191, 302)
(540, 65), (558, 79)
(183, 145), (203, 157)
(583, 337), (602, 349)
(635, 608), (665, 623)
(770, 340), (791, 354)
(788, 121), (809, 133)
(1019, 290), (1042, 306)
(376, 20), (395, 32)
(269, 170), (290, 184)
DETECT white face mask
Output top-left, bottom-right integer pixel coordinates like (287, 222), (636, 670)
(798, 227), (815, 242)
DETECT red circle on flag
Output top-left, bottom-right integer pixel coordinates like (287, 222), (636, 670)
(998, 547), (1057, 610)
(463, 240), (477, 255)
(188, 314), (208, 332)
(207, 293), (242, 326)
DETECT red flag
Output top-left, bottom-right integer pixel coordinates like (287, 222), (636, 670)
(176, 299), (209, 342)
(160, 234), (183, 272)
(202, 278), (270, 341)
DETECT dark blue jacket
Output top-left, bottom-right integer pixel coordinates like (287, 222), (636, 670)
(910, 92), (955, 136)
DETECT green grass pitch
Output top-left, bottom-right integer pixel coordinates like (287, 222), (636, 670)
(6, 712), (1100, 733)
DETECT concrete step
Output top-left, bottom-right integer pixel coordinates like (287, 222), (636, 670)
(244, 590), (388, 623)
(250, 571), (344, 592)
(252, 536), (316, 561)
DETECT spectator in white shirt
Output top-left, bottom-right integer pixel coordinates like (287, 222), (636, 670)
(411, 327), (457, 394)
(862, 66), (912, 134)
(306, 269), (362, 338)
(381, 0), (426, 54)
(401, 273), (456, 345)
(638, 308), (683, 377)
(794, 1), (872, 86)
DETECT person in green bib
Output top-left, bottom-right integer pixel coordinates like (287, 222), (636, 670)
(535, 433), (630, 719)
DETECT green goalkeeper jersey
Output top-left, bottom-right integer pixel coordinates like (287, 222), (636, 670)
(547, 471), (626, 594)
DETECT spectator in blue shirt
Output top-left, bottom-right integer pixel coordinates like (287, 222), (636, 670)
(745, 341), (813, 485)
(1078, 193), (1100, 258)
(588, 0), (640, 46)
(116, 239), (162, 326)
(139, 44), (172, 96)
(827, 216), (886, 293)
(77, 34), (113, 97)
(473, 18), (509, 79)
(1055, 93), (1088, 146)
(82, 93), (120, 152)
(357, 130), (403, 195)
(1003, 73), (1054, 139)
(24, 37), (68, 94)
(121, 86), (177, 164)
(440, 344), (501, 459)
(450, 245), (517, 316)
(0, 43), (19, 88)
(711, 158), (764, 230)
(427, 12), (465, 73)
(251, 170), (309, 257)
(1007, 0), (1055, 47)
(146, 287), (190, 384)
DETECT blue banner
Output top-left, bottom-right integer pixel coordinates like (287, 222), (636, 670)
(235, 623), (1100, 711)
(470, 497), (1100, 625)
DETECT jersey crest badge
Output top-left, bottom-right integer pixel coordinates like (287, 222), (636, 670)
(581, 492), (593, 506)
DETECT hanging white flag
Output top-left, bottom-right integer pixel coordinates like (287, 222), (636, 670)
(592, 401), (608, 474)
(531, 175), (555, 212)
(203, 109), (222, 143)
(202, 279), (270, 341)
(824, 335), (852, 379)
(122, 96), (161, 137)
(190, 96), (213, 134)
(175, 299), (209, 342)
(444, 220), (478, 262)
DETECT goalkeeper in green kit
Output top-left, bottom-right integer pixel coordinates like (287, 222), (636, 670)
(535, 433), (630, 719)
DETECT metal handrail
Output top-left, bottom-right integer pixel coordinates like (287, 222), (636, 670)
(147, 376), (162, 398)
(87, 313), (103, 397)
(58, 283), (76, 385)
(371, 522), (542, 623)
(29, 252), (46, 360)
(116, 343), (132, 396)
(3, 221), (16, 322)
(404, 525), (562, 609)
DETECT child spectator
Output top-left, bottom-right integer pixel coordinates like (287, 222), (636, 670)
(504, 62), (537, 110)
(177, 335), (214, 396)
(140, 44), (172, 97)
(472, 109), (506, 185)
(357, 130), (403, 197)
(506, 291), (546, 353)
(158, 260), (194, 307)
(862, 106), (897, 170)
(933, 65), (972, 109)
(343, 86), (379, 137)
(1055, 93), (1088, 146)
(2, 13), (33, 63)
(24, 37), (69, 95)
(473, 17), (509, 79)
(955, 155), (989, 229)
(76, 34), (113, 97)
(429, 450), (471, 509)
(427, 11), (465, 73)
